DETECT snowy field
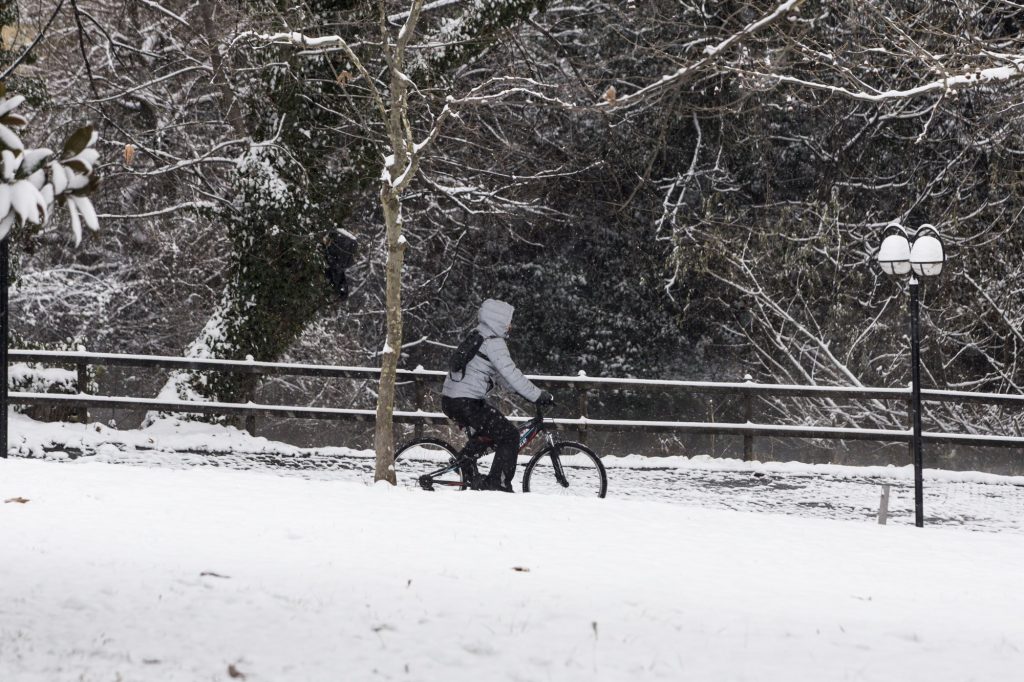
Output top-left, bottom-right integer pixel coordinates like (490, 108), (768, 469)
(3, 414), (1024, 681)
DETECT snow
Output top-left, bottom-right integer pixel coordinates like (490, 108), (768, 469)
(2, 453), (1023, 682)
(8, 363), (77, 391)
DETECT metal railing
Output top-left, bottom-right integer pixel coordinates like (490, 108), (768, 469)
(7, 349), (1024, 456)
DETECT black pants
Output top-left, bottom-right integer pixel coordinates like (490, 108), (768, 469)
(440, 396), (519, 487)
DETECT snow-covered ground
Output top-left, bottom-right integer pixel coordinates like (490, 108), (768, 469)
(3, 455), (1023, 682)
(8, 412), (1024, 533)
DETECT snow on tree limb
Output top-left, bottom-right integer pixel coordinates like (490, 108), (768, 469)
(138, 0), (189, 26)
(240, 31), (388, 120)
(754, 59), (1024, 102)
(607, 0), (805, 109)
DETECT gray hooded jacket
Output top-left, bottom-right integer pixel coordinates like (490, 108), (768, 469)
(441, 299), (543, 403)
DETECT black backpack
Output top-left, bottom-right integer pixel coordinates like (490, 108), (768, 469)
(323, 228), (357, 299)
(448, 330), (495, 379)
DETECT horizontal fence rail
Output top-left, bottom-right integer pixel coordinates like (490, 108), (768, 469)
(7, 350), (1024, 454)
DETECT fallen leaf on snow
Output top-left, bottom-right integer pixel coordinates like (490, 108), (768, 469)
(227, 663), (246, 679)
(4, 497), (29, 504)
(200, 571), (231, 579)
(512, 566), (530, 572)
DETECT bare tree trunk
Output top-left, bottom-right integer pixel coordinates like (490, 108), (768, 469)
(374, 189), (406, 483)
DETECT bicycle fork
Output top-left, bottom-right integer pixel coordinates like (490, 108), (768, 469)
(545, 434), (571, 489)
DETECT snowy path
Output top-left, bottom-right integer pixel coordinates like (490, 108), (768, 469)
(82, 447), (1024, 534)
(9, 412), (1024, 533)
(2, 458), (1023, 682)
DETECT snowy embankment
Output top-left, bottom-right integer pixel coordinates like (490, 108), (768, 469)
(2, 457), (1023, 682)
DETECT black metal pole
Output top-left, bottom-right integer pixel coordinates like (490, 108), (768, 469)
(908, 277), (924, 527)
(1, 235), (7, 459)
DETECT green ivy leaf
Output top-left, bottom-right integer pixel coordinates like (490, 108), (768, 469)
(62, 125), (94, 159)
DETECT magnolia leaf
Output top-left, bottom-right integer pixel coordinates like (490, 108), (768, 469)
(28, 168), (45, 190)
(1, 114), (27, 128)
(66, 170), (89, 192)
(70, 148), (99, 173)
(22, 148), (52, 175)
(67, 197), (82, 246)
(0, 124), (23, 152)
(72, 195), (98, 231)
(10, 179), (42, 225)
(0, 183), (10, 220)
(50, 162), (68, 195)
(0, 95), (24, 118)
(0, 149), (16, 182)
(0, 213), (12, 241)
(84, 174), (101, 196)
(64, 159), (88, 175)
(62, 125), (94, 160)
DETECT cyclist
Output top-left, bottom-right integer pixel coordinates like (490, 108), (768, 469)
(441, 298), (554, 492)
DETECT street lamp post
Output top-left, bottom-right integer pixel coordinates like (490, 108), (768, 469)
(877, 222), (945, 527)
(1, 236), (6, 460)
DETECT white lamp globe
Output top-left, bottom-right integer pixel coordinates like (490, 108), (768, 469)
(878, 232), (911, 276)
(910, 230), (944, 277)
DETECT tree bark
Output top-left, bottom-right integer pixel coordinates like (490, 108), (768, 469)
(373, 189), (406, 483)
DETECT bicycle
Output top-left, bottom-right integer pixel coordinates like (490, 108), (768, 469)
(394, 406), (608, 497)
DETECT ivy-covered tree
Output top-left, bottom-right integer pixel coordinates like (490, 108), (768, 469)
(137, 0), (549, 414)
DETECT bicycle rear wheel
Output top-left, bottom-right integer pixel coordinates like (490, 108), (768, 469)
(522, 441), (607, 498)
(393, 438), (467, 491)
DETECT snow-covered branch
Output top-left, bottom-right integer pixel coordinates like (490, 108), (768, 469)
(238, 30), (388, 119)
(607, 0), (805, 109)
(755, 58), (1024, 102)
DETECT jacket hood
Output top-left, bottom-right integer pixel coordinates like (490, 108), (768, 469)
(477, 298), (514, 338)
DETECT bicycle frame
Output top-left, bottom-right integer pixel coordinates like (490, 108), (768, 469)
(419, 409), (566, 490)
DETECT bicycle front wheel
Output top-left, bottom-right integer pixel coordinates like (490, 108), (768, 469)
(522, 441), (607, 498)
(393, 438), (467, 491)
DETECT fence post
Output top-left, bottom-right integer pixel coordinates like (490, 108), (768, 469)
(76, 346), (89, 424)
(742, 373), (754, 462)
(576, 371), (588, 444)
(245, 414), (257, 436)
(414, 372), (425, 441)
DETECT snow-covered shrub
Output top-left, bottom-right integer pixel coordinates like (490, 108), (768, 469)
(9, 338), (98, 423)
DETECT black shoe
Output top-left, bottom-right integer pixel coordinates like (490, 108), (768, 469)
(470, 474), (514, 493)
(459, 461), (479, 481)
